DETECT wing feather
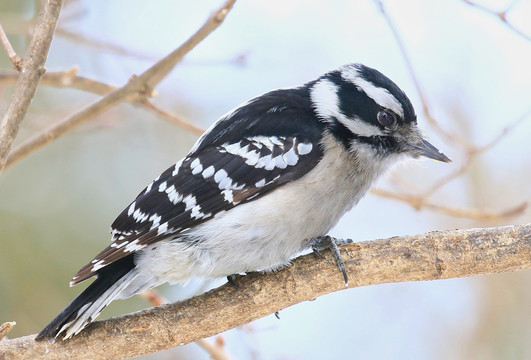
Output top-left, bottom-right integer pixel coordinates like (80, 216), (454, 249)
(72, 87), (325, 284)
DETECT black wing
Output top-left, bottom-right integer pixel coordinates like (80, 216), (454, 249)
(72, 87), (325, 284)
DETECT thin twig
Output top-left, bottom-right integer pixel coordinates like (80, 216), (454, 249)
(0, 69), (205, 135)
(0, 23), (22, 70)
(140, 0), (237, 91)
(373, 0), (530, 220)
(372, 0), (459, 145)
(462, 0), (531, 42)
(55, 27), (157, 61)
(422, 110), (530, 197)
(0, 322), (16, 341)
(0, 68), (115, 95)
(3, 0), (236, 171)
(140, 289), (168, 307)
(1, 224), (529, 359)
(141, 100), (204, 135)
(371, 188), (527, 221)
(195, 338), (233, 360)
(0, 0), (63, 173)
(471, 108), (530, 154)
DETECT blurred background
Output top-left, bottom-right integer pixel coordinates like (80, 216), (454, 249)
(1, 0), (530, 359)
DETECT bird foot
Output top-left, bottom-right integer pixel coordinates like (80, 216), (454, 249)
(308, 236), (353, 286)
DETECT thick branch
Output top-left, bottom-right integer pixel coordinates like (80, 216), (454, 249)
(1, 224), (529, 360)
(0, 0), (63, 172)
(3, 0), (236, 170)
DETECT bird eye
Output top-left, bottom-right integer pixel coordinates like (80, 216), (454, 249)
(377, 110), (397, 128)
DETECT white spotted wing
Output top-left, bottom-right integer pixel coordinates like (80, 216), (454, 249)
(72, 87), (324, 284)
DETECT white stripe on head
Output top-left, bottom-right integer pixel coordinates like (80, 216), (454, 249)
(311, 77), (384, 137)
(338, 116), (384, 137)
(310, 79), (340, 121)
(340, 65), (404, 118)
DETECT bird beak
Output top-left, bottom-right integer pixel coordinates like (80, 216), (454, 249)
(414, 139), (451, 163)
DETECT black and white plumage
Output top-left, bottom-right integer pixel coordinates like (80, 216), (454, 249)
(36, 63), (450, 341)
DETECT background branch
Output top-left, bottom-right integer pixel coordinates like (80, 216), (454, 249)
(1, 224), (529, 360)
(372, 0), (458, 144)
(462, 0), (531, 42)
(0, 69), (205, 135)
(0, 23), (21, 70)
(0, 322), (16, 341)
(370, 1), (530, 220)
(371, 188), (527, 221)
(0, 0), (63, 173)
(3, 0), (235, 171)
(0, 68), (115, 96)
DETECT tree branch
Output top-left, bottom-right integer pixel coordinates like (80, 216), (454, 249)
(0, 68), (116, 96)
(0, 0), (63, 173)
(0, 322), (16, 341)
(372, 0), (458, 145)
(1, 224), (529, 360)
(371, 188), (527, 221)
(462, 0), (531, 42)
(0, 24), (22, 70)
(3, 0), (236, 171)
(0, 69), (205, 135)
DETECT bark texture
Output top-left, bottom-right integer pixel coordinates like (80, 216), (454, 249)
(0, 224), (529, 360)
(0, 0), (63, 172)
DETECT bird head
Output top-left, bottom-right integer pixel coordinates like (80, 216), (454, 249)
(310, 63), (450, 163)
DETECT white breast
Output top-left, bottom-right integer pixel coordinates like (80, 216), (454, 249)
(135, 134), (399, 285)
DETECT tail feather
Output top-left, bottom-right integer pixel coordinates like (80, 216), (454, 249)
(36, 255), (136, 341)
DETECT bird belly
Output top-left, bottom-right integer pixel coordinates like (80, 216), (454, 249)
(135, 138), (393, 284)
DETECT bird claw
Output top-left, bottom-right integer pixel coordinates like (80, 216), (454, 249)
(310, 236), (353, 286)
(227, 274), (240, 289)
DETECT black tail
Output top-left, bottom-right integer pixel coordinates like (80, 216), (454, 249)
(36, 255), (136, 341)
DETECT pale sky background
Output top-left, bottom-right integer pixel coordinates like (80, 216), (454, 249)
(1, 0), (530, 359)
